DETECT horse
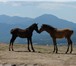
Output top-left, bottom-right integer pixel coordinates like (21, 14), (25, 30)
(39, 24), (74, 53)
(9, 23), (40, 52)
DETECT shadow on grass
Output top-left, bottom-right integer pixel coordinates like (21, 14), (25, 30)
(14, 50), (76, 55)
(14, 50), (29, 52)
(55, 52), (76, 55)
(14, 50), (41, 53)
(14, 50), (47, 54)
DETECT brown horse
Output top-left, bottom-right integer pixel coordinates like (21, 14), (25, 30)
(9, 23), (39, 52)
(39, 24), (74, 53)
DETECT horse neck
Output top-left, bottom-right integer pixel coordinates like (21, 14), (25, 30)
(28, 26), (35, 32)
(44, 27), (55, 34)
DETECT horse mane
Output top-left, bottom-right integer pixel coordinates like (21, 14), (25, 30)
(27, 23), (37, 29)
(42, 24), (57, 31)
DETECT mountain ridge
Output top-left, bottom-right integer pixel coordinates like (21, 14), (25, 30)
(0, 14), (76, 44)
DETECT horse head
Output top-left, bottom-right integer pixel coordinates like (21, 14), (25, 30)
(32, 23), (40, 33)
(39, 24), (46, 33)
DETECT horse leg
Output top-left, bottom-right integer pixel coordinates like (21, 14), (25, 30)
(66, 38), (70, 54)
(12, 36), (17, 51)
(29, 37), (35, 52)
(52, 39), (55, 53)
(9, 38), (12, 51)
(69, 39), (73, 53)
(27, 38), (31, 52)
(9, 35), (14, 51)
(55, 41), (58, 53)
(9, 35), (16, 51)
(53, 38), (58, 53)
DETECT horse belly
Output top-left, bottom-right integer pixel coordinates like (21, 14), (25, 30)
(17, 33), (31, 38)
(18, 34), (27, 38)
(56, 32), (65, 38)
(56, 35), (64, 38)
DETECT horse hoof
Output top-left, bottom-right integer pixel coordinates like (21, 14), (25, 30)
(70, 51), (72, 54)
(12, 64), (16, 66)
(65, 52), (67, 54)
(56, 51), (58, 54)
(9, 50), (11, 51)
(53, 51), (54, 52)
(33, 50), (35, 52)
(53, 51), (55, 53)
(12, 49), (14, 51)
(29, 50), (31, 52)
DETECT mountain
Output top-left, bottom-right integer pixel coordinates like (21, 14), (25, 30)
(34, 14), (76, 29)
(0, 15), (34, 27)
(0, 14), (76, 45)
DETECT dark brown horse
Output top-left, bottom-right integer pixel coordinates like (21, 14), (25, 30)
(39, 24), (73, 53)
(9, 23), (39, 52)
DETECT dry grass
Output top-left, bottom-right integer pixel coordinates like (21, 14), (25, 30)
(0, 43), (76, 66)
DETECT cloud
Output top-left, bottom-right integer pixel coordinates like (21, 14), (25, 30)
(0, 1), (76, 9)
(37, 2), (61, 10)
(36, 2), (76, 10)
(0, 0), (76, 2)
(0, 1), (24, 7)
(10, 2), (22, 7)
(49, 0), (76, 2)
(0, 0), (8, 3)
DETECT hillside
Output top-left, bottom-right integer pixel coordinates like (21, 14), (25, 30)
(0, 14), (76, 44)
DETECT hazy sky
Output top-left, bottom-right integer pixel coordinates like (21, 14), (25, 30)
(0, 0), (76, 23)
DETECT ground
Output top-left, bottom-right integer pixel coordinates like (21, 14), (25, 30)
(0, 43), (76, 66)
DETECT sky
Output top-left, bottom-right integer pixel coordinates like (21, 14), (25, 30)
(0, 0), (76, 23)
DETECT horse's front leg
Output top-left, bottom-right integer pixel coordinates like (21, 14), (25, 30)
(27, 38), (31, 52)
(53, 38), (58, 53)
(9, 39), (12, 51)
(29, 37), (35, 52)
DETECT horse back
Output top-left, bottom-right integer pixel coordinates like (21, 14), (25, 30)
(64, 29), (73, 35)
(55, 29), (73, 38)
(63, 29), (74, 38)
(58, 29), (73, 34)
(10, 28), (22, 34)
(10, 28), (32, 38)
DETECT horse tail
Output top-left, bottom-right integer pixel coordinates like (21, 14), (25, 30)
(71, 30), (74, 35)
(70, 30), (74, 36)
(10, 29), (14, 34)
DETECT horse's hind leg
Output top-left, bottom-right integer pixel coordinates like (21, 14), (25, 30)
(29, 37), (35, 52)
(9, 36), (13, 51)
(66, 38), (71, 54)
(70, 39), (73, 53)
(27, 38), (31, 52)
(9, 39), (12, 51)
(53, 39), (55, 53)
(65, 41), (69, 54)
(9, 35), (17, 51)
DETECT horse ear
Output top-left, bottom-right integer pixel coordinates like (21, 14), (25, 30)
(37, 23), (38, 25)
(41, 24), (44, 27)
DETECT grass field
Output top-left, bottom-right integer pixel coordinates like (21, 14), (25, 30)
(0, 43), (76, 66)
